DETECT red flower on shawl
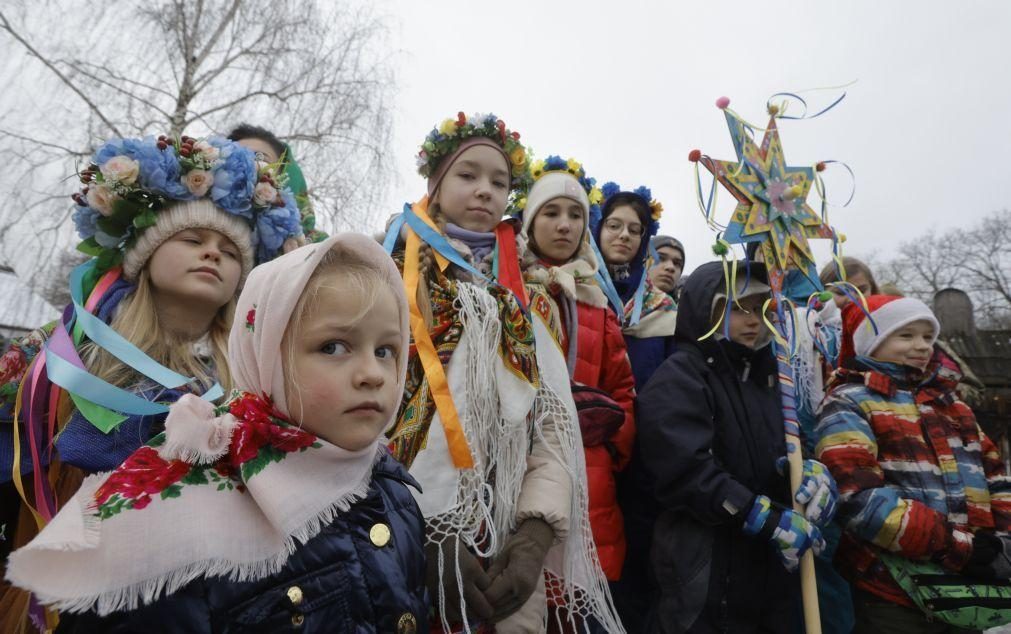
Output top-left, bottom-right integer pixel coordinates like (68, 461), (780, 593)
(226, 392), (318, 468)
(95, 446), (191, 509)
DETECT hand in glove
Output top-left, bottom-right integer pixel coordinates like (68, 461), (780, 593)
(776, 457), (839, 526)
(743, 494), (826, 572)
(485, 518), (555, 621)
(425, 537), (494, 625)
(963, 531), (1011, 581)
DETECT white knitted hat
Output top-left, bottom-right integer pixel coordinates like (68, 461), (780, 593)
(123, 199), (254, 284)
(850, 296), (939, 358)
(522, 171), (590, 239)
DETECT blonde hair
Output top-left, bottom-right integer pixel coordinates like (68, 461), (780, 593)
(79, 267), (234, 394)
(281, 245), (393, 419)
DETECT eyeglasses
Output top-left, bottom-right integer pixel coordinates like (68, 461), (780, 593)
(602, 218), (644, 237)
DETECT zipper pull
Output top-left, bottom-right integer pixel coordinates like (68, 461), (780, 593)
(742, 359), (751, 382)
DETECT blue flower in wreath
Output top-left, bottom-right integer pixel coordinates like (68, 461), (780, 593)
(92, 137), (190, 199)
(601, 181), (621, 200)
(253, 190), (302, 262)
(209, 139), (257, 219)
(633, 185), (653, 202)
(72, 205), (98, 240)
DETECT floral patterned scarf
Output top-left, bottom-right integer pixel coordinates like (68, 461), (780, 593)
(387, 251), (540, 469)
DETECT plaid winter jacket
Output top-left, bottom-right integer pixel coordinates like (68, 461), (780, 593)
(815, 353), (1011, 606)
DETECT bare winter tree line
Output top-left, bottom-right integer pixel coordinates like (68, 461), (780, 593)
(0, 0), (395, 307)
(871, 209), (1011, 329)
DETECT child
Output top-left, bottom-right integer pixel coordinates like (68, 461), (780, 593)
(594, 184), (676, 631)
(227, 123), (327, 244)
(0, 134), (301, 631)
(816, 295), (1011, 633)
(636, 261), (837, 633)
(386, 113), (620, 632)
(518, 157), (637, 585)
(6, 234), (429, 632)
(593, 183), (676, 391)
(818, 256), (879, 310)
(646, 235), (685, 301)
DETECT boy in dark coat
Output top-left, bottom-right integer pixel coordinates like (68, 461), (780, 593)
(636, 261), (836, 633)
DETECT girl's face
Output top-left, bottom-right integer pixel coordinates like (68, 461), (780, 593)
(870, 320), (935, 371)
(599, 205), (644, 266)
(148, 228), (242, 309)
(433, 145), (510, 233)
(285, 274), (402, 450)
(727, 293), (768, 349)
(530, 197), (584, 265)
(830, 271), (873, 308)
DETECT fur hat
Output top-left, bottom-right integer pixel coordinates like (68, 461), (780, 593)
(123, 199), (254, 285)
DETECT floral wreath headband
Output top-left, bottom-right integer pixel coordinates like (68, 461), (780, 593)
(416, 111), (532, 214)
(599, 181), (664, 238)
(516, 155), (604, 225)
(72, 135), (302, 272)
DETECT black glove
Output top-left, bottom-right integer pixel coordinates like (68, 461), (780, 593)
(964, 531), (1011, 581)
(485, 518), (555, 621)
(425, 537), (494, 624)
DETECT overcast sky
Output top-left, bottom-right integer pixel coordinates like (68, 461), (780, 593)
(381, 0), (1011, 275)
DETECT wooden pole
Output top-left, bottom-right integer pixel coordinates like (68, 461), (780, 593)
(768, 266), (822, 634)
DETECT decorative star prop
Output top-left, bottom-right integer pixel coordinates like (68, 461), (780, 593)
(701, 109), (835, 275)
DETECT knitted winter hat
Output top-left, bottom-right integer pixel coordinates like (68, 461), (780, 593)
(521, 171), (590, 240)
(123, 199), (255, 284)
(651, 235), (685, 261)
(841, 295), (940, 363)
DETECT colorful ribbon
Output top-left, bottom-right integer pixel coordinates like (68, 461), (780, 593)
(402, 211), (475, 469)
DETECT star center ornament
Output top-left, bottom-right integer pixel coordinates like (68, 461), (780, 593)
(694, 98), (836, 278)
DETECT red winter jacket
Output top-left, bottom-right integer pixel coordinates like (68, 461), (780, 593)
(564, 300), (637, 580)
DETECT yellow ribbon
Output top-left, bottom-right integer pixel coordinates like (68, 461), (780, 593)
(402, 200), (474, 470)
(11, 371), (46, 529)
(698, 239), (742, 341)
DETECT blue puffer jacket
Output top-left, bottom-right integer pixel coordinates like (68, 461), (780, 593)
(55, 452), (429, 634)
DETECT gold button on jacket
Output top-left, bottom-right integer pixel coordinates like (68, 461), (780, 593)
(369, 523), (392, 547)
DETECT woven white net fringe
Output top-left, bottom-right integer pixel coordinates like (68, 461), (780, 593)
(424, 282), (623, 632)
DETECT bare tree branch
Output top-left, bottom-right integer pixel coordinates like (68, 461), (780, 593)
(0, 11), (122, 136)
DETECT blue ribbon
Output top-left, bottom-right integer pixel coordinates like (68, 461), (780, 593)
(401, 205), (490, 281)
(46, 351), (172, 416)
(41, 261), (227, 426)
(588, 237), (625, 316)
(382, 212), (405, 254)
(69, 262), (191, 389)
(768, 91), (847, 121)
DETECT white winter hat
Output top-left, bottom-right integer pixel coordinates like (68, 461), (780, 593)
(521, 171), (590, 239)
(123, 199), (254, 285)
(849, 295), (940, 358)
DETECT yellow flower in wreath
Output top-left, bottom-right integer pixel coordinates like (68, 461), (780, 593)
(510, 146), (526, 169)
(439, 119), (457, 136)
(588, 187), (603, 206)
(566, 158), (582, 174)
(651, 200), (664, 220)
(531, 159), (546, 180)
